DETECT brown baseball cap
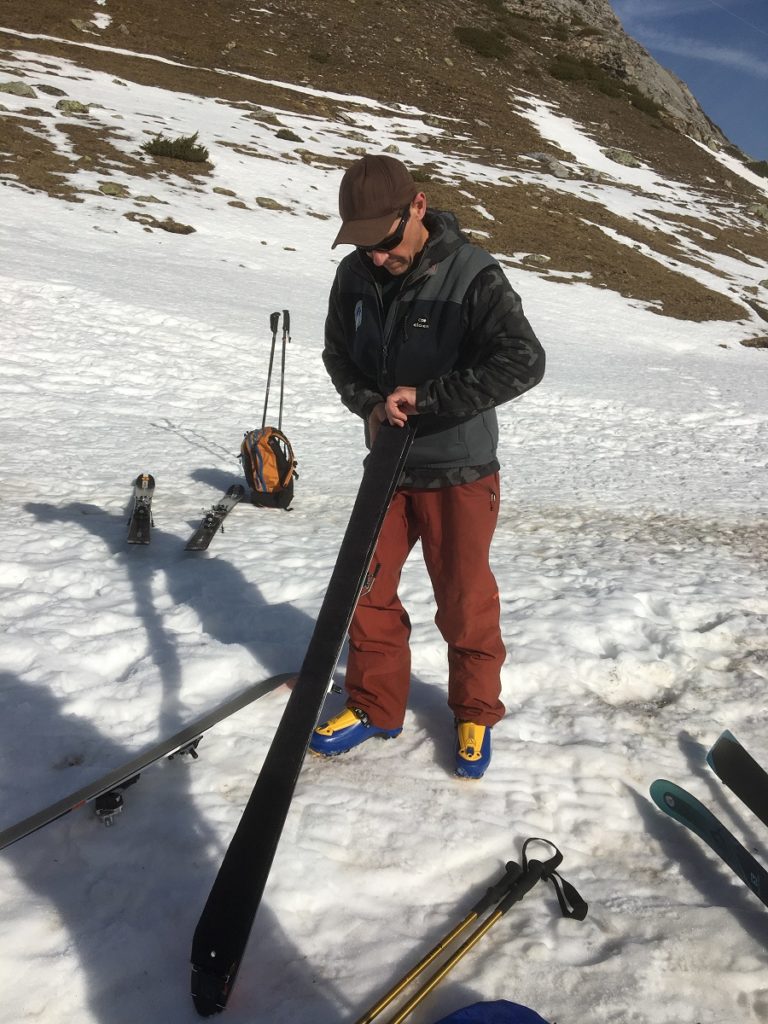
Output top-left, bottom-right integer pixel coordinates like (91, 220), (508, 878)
(332, 154), (417, 248)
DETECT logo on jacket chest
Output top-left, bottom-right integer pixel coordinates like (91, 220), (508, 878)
(412, 316), (430, 329)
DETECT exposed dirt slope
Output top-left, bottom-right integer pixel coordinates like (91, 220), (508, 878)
(2, 0), (767, 324)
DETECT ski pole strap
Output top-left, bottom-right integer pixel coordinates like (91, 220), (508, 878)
(521, 837), (588, 921)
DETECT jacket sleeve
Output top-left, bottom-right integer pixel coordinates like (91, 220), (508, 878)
(416, 265), (545, 417)
(322, 274), (384, 420)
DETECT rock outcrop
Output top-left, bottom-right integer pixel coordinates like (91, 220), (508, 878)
(504, 0), (728, 148)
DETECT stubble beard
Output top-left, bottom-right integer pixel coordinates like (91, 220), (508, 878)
(383, 254), (413, 276)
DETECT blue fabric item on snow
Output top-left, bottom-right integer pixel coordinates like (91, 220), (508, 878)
(431, 1000), (551, 1024)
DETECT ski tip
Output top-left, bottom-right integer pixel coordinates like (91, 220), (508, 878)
(705, 729), (738, 769)
(649, 779), (675, 809)
(717, 729), (737, 745)
(191, 966), (229, 1017)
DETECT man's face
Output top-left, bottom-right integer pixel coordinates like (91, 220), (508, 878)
(364, 194), (428, 276)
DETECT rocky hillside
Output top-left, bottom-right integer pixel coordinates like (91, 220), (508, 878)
(1, 0), (768, 330)
(502, 0), (727, 146)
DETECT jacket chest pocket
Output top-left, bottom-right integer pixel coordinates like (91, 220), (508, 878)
(396, 307), (462, 384)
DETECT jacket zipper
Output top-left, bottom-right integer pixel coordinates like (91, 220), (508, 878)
(357, 251), (432, 391)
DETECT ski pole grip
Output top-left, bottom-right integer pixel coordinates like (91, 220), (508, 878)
(496, 859), (545, 915)
(270, 311), (280, 334)
(472, 861), (523, 916)
(282, 309), (291, 337)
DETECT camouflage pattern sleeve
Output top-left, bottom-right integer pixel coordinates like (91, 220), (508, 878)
(322, 274), (384, 420)
(416, 265), (545, 417)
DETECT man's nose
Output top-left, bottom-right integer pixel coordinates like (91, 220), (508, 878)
(371, 250), (389, 267)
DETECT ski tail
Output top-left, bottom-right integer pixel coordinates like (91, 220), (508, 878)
(186, 485), (246, 551)
(127, 473), (155, 544)
(0, 672), (293, 852)
(707, 731), (768, 830)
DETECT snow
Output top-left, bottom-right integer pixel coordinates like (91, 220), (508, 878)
(1, 35), (768, 1024)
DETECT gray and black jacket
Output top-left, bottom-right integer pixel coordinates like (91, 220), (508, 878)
(323, 209), (545, 488)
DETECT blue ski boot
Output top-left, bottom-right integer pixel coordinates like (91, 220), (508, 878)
(455, 721), (492, 779)
(310, 707), (402, 757)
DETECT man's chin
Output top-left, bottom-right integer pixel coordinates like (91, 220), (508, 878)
(383, 259), (410, 276)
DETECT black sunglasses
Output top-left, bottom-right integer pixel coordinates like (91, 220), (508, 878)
(358, 205), (411, 253)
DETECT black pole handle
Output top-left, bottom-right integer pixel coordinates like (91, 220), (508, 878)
(496, 859), (546, 915)
(471, 860), (523, 917)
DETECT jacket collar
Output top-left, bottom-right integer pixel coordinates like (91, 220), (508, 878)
(349, 208), (468, 286)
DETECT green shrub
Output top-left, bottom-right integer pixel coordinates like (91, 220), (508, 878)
(502, 21), (531, 42)
(595, 78), (623, 98)
(453, 26), (510, 58)
(549, 54), (660, 114)
(141, 131), (210, 163)
(410, 165), (434, 183)
(627, 86), (662, 117)
(747, 159), (768, 179)
(549, 53), (589, 82)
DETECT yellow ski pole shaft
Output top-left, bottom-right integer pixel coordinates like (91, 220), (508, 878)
(353, 861), (522, 1024)
(381, 859), (548, 1024)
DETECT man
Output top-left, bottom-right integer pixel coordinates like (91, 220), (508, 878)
(310, 154), (544, 778)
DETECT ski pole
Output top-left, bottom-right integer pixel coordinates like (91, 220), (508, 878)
(278, 308), (290, 431)
(381, 860), (548, 1024)
(355, 840), (587, 1024)
(353, 861), (523, 1024)
(262, 311), (280, 429)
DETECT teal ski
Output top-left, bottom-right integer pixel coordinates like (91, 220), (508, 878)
(650, 779), (768, 908)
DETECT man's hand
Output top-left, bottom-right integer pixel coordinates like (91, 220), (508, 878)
(384, 386), (418, 427)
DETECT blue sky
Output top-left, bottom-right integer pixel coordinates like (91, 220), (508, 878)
(612, 0), (768, 159)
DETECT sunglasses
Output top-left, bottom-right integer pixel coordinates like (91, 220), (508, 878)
(359, 205), (411, 253)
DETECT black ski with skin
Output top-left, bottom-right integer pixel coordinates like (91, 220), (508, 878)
(127, 472), (155, 544)
(191, 422), (416, 1017)
(186, 485), (246, 551)
(706, 730), (768, 830)
(0, 672), (294, 851)
(650, 779), (768, 908)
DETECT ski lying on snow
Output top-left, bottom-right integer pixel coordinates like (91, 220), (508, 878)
(0, 672), (294, 852)
(706, 730), (768, 831)
(186, 484), (246, 551)
(190, 422), (416, 1017)
(650, 779), (768, 908)
(127, 472), (155, 544)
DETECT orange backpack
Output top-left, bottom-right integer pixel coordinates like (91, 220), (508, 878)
(240, 427), (297, 509)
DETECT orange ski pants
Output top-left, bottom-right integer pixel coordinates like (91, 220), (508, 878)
(345, 473), (506, 730)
